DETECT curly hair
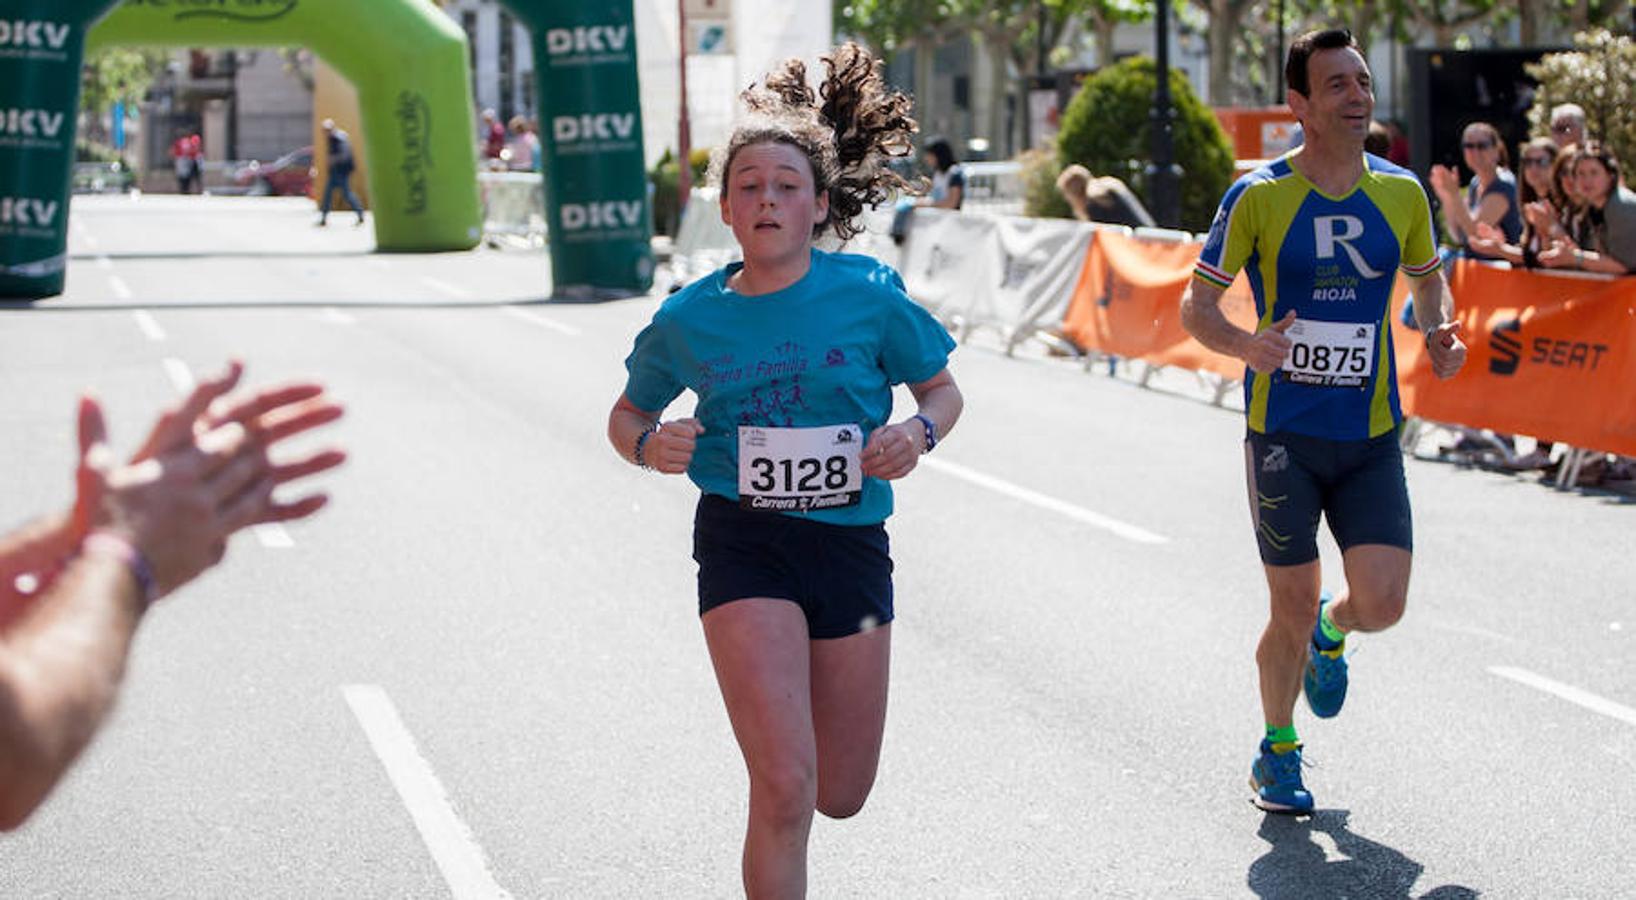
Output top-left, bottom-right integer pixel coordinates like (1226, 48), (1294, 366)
(711, 42), (918, 241)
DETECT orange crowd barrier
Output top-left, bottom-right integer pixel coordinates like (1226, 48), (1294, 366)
(1398, 261), (1636, 456)
(1060, 233), (1636, 456)
(1062, 229), (1259, 380)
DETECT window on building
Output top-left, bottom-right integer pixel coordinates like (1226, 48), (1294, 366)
(461, 10), (478, 103)
(499, 11), (516, 121)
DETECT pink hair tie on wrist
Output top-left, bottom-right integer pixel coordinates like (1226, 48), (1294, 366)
(84, 531), (158, 609)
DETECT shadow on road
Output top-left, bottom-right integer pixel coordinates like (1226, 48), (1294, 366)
(1247, 809), (1479, 899)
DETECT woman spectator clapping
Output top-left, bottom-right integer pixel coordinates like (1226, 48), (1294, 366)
(1537, 142), (1636, 275)
(1429, 122), (1522, 260)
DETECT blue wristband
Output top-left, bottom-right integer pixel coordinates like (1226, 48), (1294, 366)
(634, 427), (657, 470)
(911, 413), (937, 453)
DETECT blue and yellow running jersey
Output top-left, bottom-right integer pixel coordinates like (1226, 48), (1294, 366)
(1193, 154), (1440, 440)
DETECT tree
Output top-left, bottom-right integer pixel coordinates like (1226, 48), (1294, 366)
(1527, 28), (1636, 175)
(1056, 55), (1234, 230)
(1188, 0), (1258, 105)
(837, 0), (1155, 154)
(79, 48), (169, 146)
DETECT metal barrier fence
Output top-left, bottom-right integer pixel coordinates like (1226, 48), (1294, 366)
(958, 161), (1024, 216)
(477, 171), (546, 248)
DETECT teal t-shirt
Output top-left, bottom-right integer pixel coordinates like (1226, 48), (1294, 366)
(624, 248), (956, 525)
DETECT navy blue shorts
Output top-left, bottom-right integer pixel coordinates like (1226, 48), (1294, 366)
(1243, 428), (1413, 566)
(692, 493), (894, 640)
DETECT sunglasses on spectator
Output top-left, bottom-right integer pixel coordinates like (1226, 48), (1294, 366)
(1523, 156), (1552, 168)
(1462, 140), (1495, 150)
(1552, 122), (1576, 133)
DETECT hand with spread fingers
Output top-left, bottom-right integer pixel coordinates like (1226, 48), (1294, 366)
(0, 361), (345, 831)
(70, 361), (346, 598)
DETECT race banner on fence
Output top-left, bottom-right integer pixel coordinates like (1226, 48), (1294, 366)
(898, 207), (997, 324)
(1061, 229), (1258, 379)
(976, 216), (1097, 352)
(1396, 261), (1636, 457)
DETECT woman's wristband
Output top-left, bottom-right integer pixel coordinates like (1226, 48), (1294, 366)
(633, 426), (657, 470)
(83, 530), (157, 609)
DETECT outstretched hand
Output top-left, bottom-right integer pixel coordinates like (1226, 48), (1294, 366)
(71, 363), (346, 601)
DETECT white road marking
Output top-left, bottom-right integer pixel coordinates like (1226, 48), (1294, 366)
(1489, 666), (1636, 727)
(108, 276), (132, 300)
(917, 456), (1168, 544)
(82, 233), (100, 249)
(320, 306), (357, 325)
(132, 309), (165, 341)
(253, 524), (294, 548)
(342, 685), (514, 900)
(366, 257), (392, 270)
(499, 305), (581, 337)
(1423, 616), (1520, 645)
(96, 255), (113, 270)
(161, 357), (194, 393)
(420, 276), (473, 300)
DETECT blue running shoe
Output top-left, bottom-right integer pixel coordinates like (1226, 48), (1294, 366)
(1250, 740), (1314, 814)
(1304, 593), (1349, 719)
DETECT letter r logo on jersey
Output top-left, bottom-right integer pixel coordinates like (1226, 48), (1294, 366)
(1313, 215), (1384, 279)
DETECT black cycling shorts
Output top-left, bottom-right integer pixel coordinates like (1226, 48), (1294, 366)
(1243, 428), (1413, 566)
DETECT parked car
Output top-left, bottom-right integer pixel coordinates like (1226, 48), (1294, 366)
(234, 146), (315, 196)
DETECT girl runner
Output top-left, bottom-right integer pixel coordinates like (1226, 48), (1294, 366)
(607, 42), (963, 898)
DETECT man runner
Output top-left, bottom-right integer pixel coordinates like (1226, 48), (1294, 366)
(1180, 28), (1467, 814)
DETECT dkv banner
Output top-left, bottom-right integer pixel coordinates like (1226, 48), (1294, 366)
(507, 0), (654, 297)
(0, 2), (122, 299)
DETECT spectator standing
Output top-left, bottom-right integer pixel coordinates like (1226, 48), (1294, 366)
(1428, 121), (1522, 258)
(1384, 120), (1411, 167)
(1549, 103), (1587, 150)
(317, 119), (365, 228)
(916, 137), (964, 210)
(1467, 137), (1562, 267)
(480, 109), (506, 162)
(1538, 142), (1636, 274)
(505, 116), (539, 172)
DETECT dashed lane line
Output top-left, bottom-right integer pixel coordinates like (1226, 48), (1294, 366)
(342, 685), (514, 900)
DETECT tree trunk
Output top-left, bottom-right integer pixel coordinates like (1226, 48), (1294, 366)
(1351, 2), (1381, 48)
(1094, 16), (1117, 69)
(1199, 0), (1253, 106)
(1569, 0), (1591, 31)
(983, 34), (1012, 156)
(913, 41), (936, 137)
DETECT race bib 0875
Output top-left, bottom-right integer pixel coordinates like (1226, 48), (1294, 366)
(1282, 319), (1375, 387)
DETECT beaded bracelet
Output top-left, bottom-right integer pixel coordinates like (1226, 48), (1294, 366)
(634, 426), (657, 470)
(83, 530), (158, 609)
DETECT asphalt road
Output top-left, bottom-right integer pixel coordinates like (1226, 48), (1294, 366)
(0, 196), (1631, 899)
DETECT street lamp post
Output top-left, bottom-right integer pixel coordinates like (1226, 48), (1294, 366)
(1147, 0), (1180, 228)
(1274, 0), (1285, 101)
(677, 0), (692, 209)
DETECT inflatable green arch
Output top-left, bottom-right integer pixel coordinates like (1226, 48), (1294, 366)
(0, 0), (481, 299)
(90, 0), (483, 252)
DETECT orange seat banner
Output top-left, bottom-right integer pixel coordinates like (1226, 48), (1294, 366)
(1061, 233), (1636, 456)
(1397, 261), (1636, 457)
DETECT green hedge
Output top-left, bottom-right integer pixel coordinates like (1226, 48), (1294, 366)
(1056, 57), (1234, 232)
